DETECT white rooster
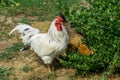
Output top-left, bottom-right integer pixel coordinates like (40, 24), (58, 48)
(9, 14), (69, 72)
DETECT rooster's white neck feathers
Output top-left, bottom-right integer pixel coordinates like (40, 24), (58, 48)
(48, 17), (69, 42)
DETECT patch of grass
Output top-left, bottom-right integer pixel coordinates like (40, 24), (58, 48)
(0, 0), (78, 21)
(0, 67), (10, 80)
(22, 65), (31, 73)
(0, 0), (20, 7)
(0, 31), (7, 41)
(41, 72), (55, 80)
(0, 43), (24, 60)
(19, 17), (30, 24)
(0, 52), (12, 60)
(0, 23), (10, 41)
(5, 43), (24, 52)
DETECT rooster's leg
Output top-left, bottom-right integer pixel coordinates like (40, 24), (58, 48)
(47, 64), (51, 72)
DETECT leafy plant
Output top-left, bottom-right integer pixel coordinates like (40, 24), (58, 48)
(19, 18), (30, 24)
(0, 52), (12, 60)
(0, 0), (20, 7)
(58, 0), (120, 75)
(5, 43), (24, 52)
(0, 43), (24, 60)
(22, 65), (31, 73)
(0, 67), (10, 79)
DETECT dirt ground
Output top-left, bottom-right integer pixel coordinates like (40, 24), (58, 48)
(0, 15), (120, 80)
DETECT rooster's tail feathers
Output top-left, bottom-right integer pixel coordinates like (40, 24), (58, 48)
(9, 23), (34, 35)
(9, 27), (18, 35)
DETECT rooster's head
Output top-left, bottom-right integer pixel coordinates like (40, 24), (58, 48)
(55, 12), (66, 31)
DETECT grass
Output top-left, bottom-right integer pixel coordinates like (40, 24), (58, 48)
(19, 17), (30, 24)
(22, 65), (31, 73)
(41, 72), (55, 80)
(0, 52), (12, 60)
(0, 67), (10, 80)
(5, 43), (24, 52)
(0, 43), (24, 60)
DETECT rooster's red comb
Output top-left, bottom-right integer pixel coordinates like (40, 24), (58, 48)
(56, 16), (63, 22)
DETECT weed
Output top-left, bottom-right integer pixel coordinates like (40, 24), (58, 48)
(0, 43), (24, 60)
(0, 67), (10, 79)
(0, 52), (11, 60)
(5, 43), (24, 52)
(19, 18), (30, 24)
(41, 72), (55, 80)
(0, 0), (20, 7)
(22, 65), (31, 73)
(0, 31), (8, 41)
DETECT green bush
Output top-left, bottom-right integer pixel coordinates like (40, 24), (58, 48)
(0, 0), (19, 7)
(58, 0), (120, 75)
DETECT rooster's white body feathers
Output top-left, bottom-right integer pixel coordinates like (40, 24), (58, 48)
(30, 19), (69, 64)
